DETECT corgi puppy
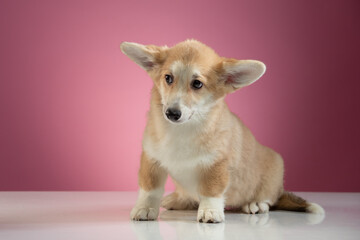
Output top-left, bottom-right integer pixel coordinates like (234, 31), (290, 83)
(120, 40), (324, 223)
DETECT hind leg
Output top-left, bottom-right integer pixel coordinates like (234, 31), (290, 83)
(161, 192), (198, 210)
(241, 148), (283, 214)
(242, 201), (271, 214)
(161, 182), (198, 210)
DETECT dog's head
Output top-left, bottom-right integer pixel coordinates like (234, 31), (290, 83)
(120, 40), (265, 124)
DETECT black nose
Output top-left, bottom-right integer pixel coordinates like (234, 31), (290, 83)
(165, 108), (182, 122)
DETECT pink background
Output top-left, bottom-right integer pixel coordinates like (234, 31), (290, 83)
(0, 0), (359, 192)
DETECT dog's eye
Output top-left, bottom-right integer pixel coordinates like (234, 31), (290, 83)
(165, 74), (173, 85)
(191, 80), (203, 89)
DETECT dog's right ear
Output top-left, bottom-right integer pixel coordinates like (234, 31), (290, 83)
(120, 42), (167, 71)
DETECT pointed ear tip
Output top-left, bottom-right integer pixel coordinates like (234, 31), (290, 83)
(254, 60), (266, 74)
(120, 42), (139, 55)
(252, 60), (265, 67)
(120, 42), (128, 52)
(261, 62), (266, 73)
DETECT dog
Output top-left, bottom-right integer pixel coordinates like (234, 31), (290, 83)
(120, 39), (324, 223)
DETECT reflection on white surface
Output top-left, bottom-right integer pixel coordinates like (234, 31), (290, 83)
(131, 221), (163, 240)
(138, 209), (323, 240)
(0, 192), (359, 240)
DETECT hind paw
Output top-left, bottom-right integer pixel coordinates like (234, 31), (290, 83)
(161, 193), (179, 210)
(242, 201), (270, 214)
(161, 193), (198, 210)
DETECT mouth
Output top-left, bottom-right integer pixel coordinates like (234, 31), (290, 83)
(163, 114), (184, 124)
(188, 111), (195, 120)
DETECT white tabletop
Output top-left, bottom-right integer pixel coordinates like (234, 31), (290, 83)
(0, 192), (359, 240)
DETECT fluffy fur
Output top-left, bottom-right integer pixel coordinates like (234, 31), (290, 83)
(120, 40), (324, 223)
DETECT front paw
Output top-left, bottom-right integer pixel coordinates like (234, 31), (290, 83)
(131, 206), (159, 221)
(197, 208), (225, 223)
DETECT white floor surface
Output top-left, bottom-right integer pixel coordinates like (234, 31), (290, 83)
(0, 192), (359, 240)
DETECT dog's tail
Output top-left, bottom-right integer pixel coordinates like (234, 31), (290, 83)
(271, 191), (325, 214)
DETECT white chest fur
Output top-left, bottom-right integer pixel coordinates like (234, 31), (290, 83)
(143, 123), (216, 194)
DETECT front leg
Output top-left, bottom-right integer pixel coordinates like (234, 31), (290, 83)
(197, 159), (229, 223)
(131, 152), (167, 221)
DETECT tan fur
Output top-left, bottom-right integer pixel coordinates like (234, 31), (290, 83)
(138, 151), (167, 191)
(199, 158), (229, 197)
(121, 39), (324, 222)
(161, 182), (199, 210)
(271, 191), (308, 212)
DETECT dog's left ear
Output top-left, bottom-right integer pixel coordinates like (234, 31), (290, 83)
(120, 42), (167, 71)
(220, 59), (266, 92)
